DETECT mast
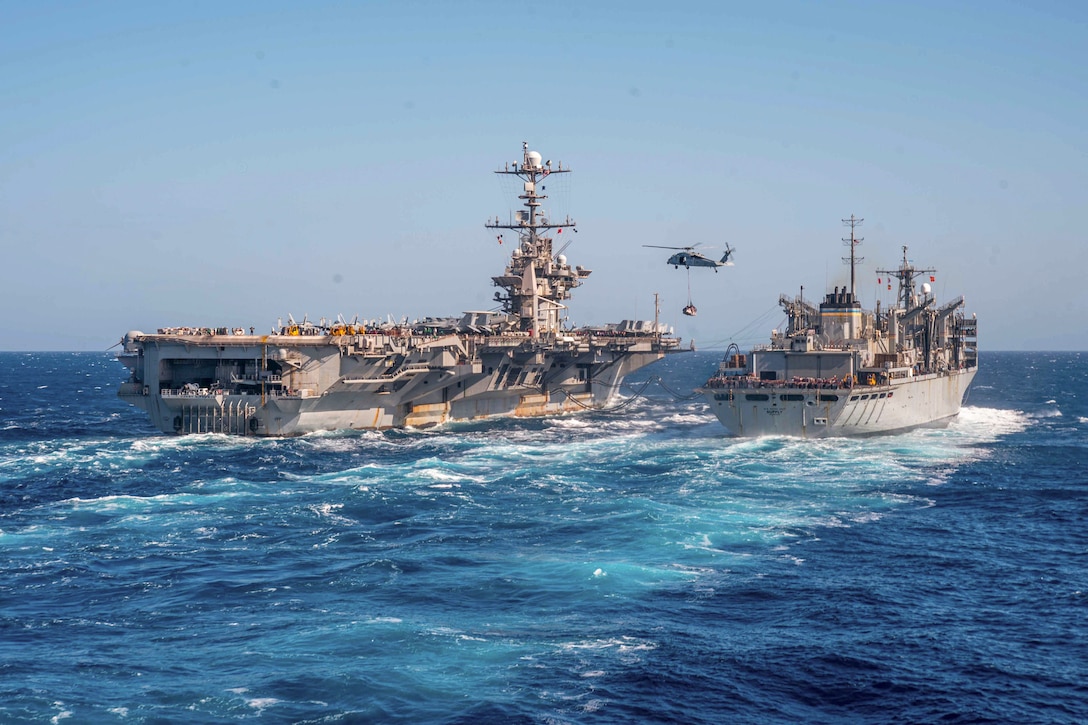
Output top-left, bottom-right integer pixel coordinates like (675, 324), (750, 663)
(842, 214), (864, 297)
(876, 245), (939, 368)
(876, 245), (936, 312)
(654, 292), (660, 337)
(486, 142), (590, 336)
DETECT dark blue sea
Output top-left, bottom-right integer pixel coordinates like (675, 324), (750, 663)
(1, 351), (1085, 723)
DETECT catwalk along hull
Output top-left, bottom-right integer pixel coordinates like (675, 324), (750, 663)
(699, 223), (978, 438)
(118, 328), (671, 436)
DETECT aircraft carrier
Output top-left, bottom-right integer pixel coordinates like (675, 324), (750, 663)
(117, 143), (681, 436)
(699, 217), (978, 437)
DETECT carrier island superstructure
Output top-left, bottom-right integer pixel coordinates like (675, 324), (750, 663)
(699, 218), (977, 437)
(117, 144), (681, 435)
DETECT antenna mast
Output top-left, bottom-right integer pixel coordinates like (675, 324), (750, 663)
(842, 214), (864, 296)
(485, 142), (586, 335)
(876, 245), (937, 311)
(654, 292), (660, 338)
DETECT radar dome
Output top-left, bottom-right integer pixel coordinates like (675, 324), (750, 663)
(123, 330), (144, 353)
(557, 254), (567, 266)
(526, 151), (543, 169)
(922, 282), (932, 296)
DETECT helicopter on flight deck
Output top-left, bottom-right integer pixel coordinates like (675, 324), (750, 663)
(643, 244), (735, 272)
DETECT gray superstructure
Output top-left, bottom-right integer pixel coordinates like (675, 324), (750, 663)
(699, 220), (977, 437)
(117, 144), (681, 435)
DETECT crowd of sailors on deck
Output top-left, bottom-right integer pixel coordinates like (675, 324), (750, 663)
(704, 373), (888, 390)
(157, 326), (255, 336)
(155, 324), (669, 340)
(166, 383), (301, 398)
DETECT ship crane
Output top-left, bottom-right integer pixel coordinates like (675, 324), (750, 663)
(905, 296), (967, 374)
(900, 297), (935, 324)
(778, 292), (818, 336)
(935, 295), (966, 320)
(930, 295), (968, 364)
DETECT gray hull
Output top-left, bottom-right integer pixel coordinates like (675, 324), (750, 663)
(119, 330), (672, 436)
(700, 367), (976, 438)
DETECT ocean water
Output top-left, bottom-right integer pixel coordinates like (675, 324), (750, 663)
(1, 350), (1085, 723)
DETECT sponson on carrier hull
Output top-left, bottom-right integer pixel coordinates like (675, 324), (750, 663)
(698, 218), (977, 437)
(117, 144), (682, 435)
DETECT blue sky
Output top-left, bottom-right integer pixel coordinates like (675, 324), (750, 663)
(1, 0), (1085, 350)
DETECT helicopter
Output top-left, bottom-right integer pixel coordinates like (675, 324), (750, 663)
(643, 244), (735, 272)
(643, 244), (736, 317)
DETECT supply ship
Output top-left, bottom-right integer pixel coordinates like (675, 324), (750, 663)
(117, 144), (681, 435)
(699, 217), (977, 437)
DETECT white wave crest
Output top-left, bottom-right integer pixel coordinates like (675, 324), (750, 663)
(410, 468), (468, 483)
(557, 636), (657, 653)
(955, 405), (1031, 438)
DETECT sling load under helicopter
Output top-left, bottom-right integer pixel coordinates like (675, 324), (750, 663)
(642, 244), (735, 316)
